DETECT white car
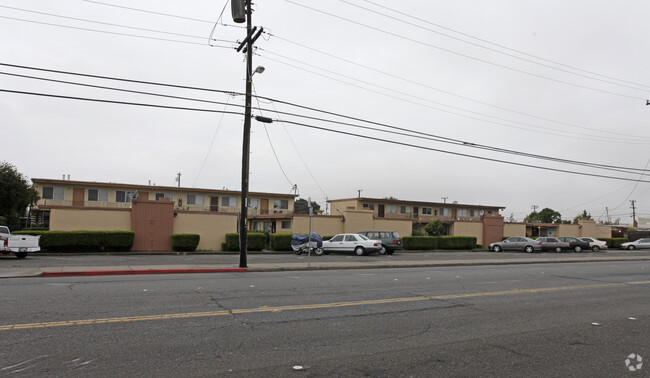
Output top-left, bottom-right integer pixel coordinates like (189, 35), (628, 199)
(578, 237), (608, 251)
(322, 233), (382, 256)
(620, 238), (650, 250)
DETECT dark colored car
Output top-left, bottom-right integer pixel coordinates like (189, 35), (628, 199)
(557, 237), (591, 252)
(536, 237), (569, 253)
(357, 231), (402, 255)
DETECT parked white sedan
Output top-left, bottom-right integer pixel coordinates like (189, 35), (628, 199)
(322, 233), (382, 256)
(578, 237), (608, 251)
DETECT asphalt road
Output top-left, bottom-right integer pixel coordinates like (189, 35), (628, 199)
(2, 260), (649, 377)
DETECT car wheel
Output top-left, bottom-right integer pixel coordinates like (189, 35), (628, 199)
(354, 246), (365, 256)
(591, 246), (599, 252)
(554, 247), (562, 253)
(378, 245), (387, 255)
(574, 245), (582, 252)
(493, 245), (502, 252)
(14, 252), (27, 259)
(295, 249), (302, 255)
(314, 248), (324, 256)
(628, 245), (636, 250)
(524, 246), (534, 253)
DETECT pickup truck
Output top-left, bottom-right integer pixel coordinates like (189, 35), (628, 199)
(0, 225), (41, 259)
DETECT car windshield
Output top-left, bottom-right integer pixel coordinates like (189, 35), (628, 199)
(392, 232), (401, 238)
(0, 226), (9, 234)
(358, 234), (370, 241)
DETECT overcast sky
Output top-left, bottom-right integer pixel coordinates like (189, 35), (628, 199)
(2, 0), (650, 224)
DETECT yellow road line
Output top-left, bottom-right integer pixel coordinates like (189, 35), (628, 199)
(2, 280), (648, 331)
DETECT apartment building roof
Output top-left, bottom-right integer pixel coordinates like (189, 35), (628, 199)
(329, 197), (505, 210)
(31, 178), (297, 199)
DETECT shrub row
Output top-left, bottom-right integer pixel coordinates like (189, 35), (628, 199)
(221, 232), (267, 251)
(599, 238), (628, 249)
(402, 236), (477, 250)
(172, 234), (200, 252)
(13, 230), (135, 252)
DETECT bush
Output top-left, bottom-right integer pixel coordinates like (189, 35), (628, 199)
(437, 236), (477, 250)
(13, 230), (134, 251)
(221, 232), (267, 251)
(403, 236), (437, 250)
(271, 233), (293, 251)
(600, 237), (628, 249)
(172, 234), (200, 252)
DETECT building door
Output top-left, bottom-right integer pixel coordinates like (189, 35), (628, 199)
(378, 204), (385, 218)
(210, 197), (219, 212)
(413, 206), (419, 218)
(131, 197), (174, 251)
(260, 199), (269, 214)
(73, 188), (85, 207)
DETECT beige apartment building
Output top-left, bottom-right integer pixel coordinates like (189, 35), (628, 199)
(30, 178), (609, 251)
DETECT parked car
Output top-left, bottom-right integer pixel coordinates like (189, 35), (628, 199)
(322, 233), (382, 256)
(620, 238), (650, 250)
(488, 237), (542, 253)
(536, 237), (569, 253)
(357, 231), (402, 254)
(578, 237), (607, 252)
(0, 225), (41, 259)
(557, 237), (591, 252)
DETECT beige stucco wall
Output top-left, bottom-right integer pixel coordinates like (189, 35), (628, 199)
(577, 220), (612, 239)
(173, 212), (238, 251)
(341, 209), (375, 233)
(504, 222), (526, 237)
(371, 218), (413, 237)
(291, 215), (345, 237)
(449, 221), (483, 242)
(558, 224), (581, 237)
(49, 208), (131, 231)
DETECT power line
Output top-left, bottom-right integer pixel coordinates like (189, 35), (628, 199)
(276, 118), (650, 184)
(266, 33), (650, 141)
(285, 1), (647, 101)
(4, 62), (649, 175)
(360, 0), (650, 91)
(342, 0), (650, 93)
(259, 50), (650, 144)
(0, 15), (233, 48)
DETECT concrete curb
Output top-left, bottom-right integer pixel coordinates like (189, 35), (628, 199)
(2, 255), (647, 279)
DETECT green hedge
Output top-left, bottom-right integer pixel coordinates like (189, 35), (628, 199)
(437, 236), (477, 250)
(172, 234), (200, 252)
(221, 232), (267, 251)
(403, 236), (477, 250)
(270, 233), (293, 251)
(403, 236), (438, 250)
(600, 238), (628, 249)
(12, 230), (134, 252)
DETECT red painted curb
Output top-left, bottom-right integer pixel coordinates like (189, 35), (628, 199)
(42, 268), (248, 277)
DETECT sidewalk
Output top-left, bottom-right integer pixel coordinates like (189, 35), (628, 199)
(2, 252), (650, 278)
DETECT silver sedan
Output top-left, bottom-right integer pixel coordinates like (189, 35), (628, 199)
(489, 236), (542, 253)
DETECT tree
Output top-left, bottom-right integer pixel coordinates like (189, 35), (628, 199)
(293, 198), (321, 214)
(424, 219), (446, 236)
(573, 209), (592, 224)
(0, 162), (39, 229)
(524, 208), (562, 224)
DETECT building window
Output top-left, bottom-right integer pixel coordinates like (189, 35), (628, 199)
(281, 220), (291, 229)
(88, 189), (108, 202)
(458, 209), (468, 217)
(43, 186), (64, 200)
(422, 207), (432, 215)
(439, 208), (449, 216)
(116, 190), (135, 203)
(187, 195), (204, 205)
(155, 192), (174, 201)
(362, 203), (375, 210)
(248, 198), (259, 208)
(386, 205), (398, 214)
(470, 209), (476, 217)
(400, 206), (410, 214)
(274, 199), (288, 210)
(221, 196), (237, 207)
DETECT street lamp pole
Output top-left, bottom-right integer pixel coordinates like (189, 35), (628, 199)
(239, 0), (254, 268)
